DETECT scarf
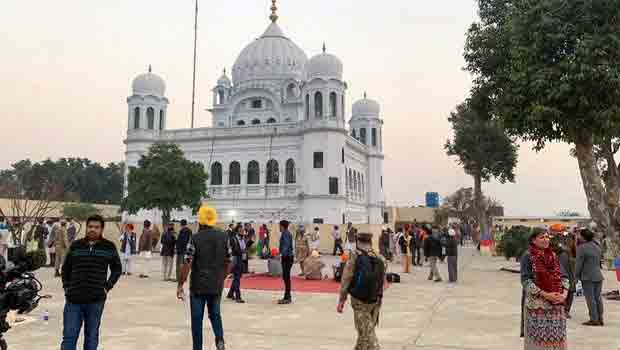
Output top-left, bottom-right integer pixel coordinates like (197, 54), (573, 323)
(528, 244), (562, 293)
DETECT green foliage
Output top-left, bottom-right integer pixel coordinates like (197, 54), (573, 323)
(497, 226), (530, 260)
(464, 0), (620, 148)
(445, 90), (518, 184)
(122, 143), (208, 225)
(62, 203), (101, 221)
(0, 158), (123, 204)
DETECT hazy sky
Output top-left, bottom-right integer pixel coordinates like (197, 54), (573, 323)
(0, 0), (588, 216)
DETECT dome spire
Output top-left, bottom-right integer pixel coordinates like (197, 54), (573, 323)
(322, 42), (326, 53)
(269, 0), (278, 23)
(148, 64), (152, 73)
(364, 91), (367, 99)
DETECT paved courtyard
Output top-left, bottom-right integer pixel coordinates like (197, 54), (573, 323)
(7, 247), (620, 349)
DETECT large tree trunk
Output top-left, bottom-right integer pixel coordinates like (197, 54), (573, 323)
(574, 135), (619, 249)
(161, 209), (171, 228)
(473, 174), (489, 241)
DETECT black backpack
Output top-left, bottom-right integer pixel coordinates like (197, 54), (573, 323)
(348, 250), (385, 303)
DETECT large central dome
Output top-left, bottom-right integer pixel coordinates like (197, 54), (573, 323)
(232, 22), (308, 85)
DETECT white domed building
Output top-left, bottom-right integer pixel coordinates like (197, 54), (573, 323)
(124, 5), (385, 224)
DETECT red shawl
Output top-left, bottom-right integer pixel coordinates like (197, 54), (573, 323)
(528, 244), (562, 293)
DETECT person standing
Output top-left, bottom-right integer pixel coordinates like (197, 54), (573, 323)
(61, 215), (122, 350)
(446, 228), (459, 283)
(66, 218), (78, 243)
(309, 226), (321, 252)
(337, 232), (386, 350)
(554, 242), (575, 318)
(54, 220), (70, 278)
(176, 220), (193, 282)
(138, 220), (154, 278)
(295, 224), (310, 276)
(575, 228), (605, 326)
(397, 228), (411, 273)
(521, 229), (568, 350)
(160, 223), (177, 282)
(332, 225), (344, 256)
(226, 225), (246, 303)
(46, 220), (57, 268)
(425, 228), (443, 282)
(119, 224), (138, 276)
(345, 222), (357, 252)
(378, 228), (390, 260)
(278, 220), (294, 305)
(177, 206), (229, 350)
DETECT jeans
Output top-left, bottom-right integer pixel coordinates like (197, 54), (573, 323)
(61, 302), (105, 350)
(413, 247), (422, 265)
(190, 294), (224, 350)
(281, 256), (294, 300)
(447, 256), (458, 282)
(582, 280), (604, 322)
(428, 257), (442, 281)
(227, 258), (242, 300)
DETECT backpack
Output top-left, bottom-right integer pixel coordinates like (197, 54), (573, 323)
(348, 250), (385, 303)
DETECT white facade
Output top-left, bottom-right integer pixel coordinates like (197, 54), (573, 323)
(124, 12), (385, 225)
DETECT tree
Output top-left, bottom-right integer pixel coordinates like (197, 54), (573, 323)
(435, 187), (504, 227)
(445, 91), (518, 240)
(464, 0), (620, 251)
(62, 203), (101, 235)
(122, 143), (208, 226)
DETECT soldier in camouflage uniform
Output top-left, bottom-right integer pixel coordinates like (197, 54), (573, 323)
(337, 232), (385, 350)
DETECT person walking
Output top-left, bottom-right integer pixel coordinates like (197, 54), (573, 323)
(425, 228), (443, 282)
(575, 228), (605, 326)
(345, 222), (357, 252)
(295, 224), (310, 276)
(332, 225), (344, 256)
(413, 227), (423, 266)
(278, 220), (294, 305)
(66, 218), (78, 243)
(379, 228), (390, 260)
(54, 220), (70, 278)
(446, 227), (459, 283)
(226, 224), (246, 303)
(160, 224), (177, 282)
(60, 215), (122, 350)
(47, 220), (57, 268)
(520, 229), (568, 350)
(176, 220), (193, 282)
(138, 220), (154, 278)
(397, 228), (411, 273)
(177, 206), (229, 350)
(119, 224), (138, 276)
(337, 232), (386, 350)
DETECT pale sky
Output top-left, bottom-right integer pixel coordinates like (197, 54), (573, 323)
(0, 0), (588, 216)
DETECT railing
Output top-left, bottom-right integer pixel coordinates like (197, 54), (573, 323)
(207, 184), (301, 199)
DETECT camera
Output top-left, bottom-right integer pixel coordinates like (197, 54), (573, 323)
(0, 247), (46, 350)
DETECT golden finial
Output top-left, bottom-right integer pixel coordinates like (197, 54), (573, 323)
(148, 64), (152, 73)
(269, 0), (278, 23)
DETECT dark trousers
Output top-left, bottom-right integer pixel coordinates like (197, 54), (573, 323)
(227, 258), (242, 300)
(61, 302), (105, 350)
(412, 247), (422, 265)
(190, 294), (224, 350)
(281, 255), (294, 300)
(176, 254), (184, 282)
(447, 255), (458, 282)
(582, 280), (604, 322)
(333, 239), (344, 255)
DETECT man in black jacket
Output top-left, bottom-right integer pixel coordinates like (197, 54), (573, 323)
(424, 228), (444, 282)
(175, 219), (192, 283)
(61, 215), (122, 350)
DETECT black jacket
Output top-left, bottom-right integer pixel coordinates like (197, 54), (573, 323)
(62, 238), (122, 304)
(190, 228), (230, 296)
(160, 231), (177, 257)
(176, 227), (192, 255)
(424, 236), (443, 258)
(445, 236), (458, 257)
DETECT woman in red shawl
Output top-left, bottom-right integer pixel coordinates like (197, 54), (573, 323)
(520, 229), (569, 350)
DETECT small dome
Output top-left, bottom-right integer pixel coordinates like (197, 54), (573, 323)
(132, 67), (166, 97)
(217, 69), (231, 87)
(306, 45), (343, 80)
(352, 93), (380, 117)
(232, 22), (308, 85)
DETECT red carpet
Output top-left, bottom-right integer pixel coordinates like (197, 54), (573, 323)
(224, 273), (341, 294)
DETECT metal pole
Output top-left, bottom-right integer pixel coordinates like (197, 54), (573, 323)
(190, 0), (198, 128)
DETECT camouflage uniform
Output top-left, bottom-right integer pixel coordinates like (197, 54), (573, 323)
(339, 243), (385, 350)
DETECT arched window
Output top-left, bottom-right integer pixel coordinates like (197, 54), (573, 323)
(159, 110), (165, 130)
(329, 92), (337, 117)
(267, 118), (276, 124)
(341, 95), (345, 119)
(218, 90), (225, 105)
(345, 168), (348, 191)
(361, 175), (364, 196)
(314, 92), (323, 118)
(147, 107), (155, 129)
(287, 83), (297, 99)
(348, 169), (353, 190)
(133, 107), (140, 129)
(371, 128), (377, 146)
(229, 161), (241, 185)
(357, 173), (362, 194)
(351, 129), (357, 139)
(266, 159), (279, 184)
(285, 159), (296, 184)
(353, 171), (358, 194)
(360, 128), (367, 145)
(247, 161), (260, 185)
(252, 119), (261, 125)
(210, 162), (222, 186)
(237, 120), (246, 126)
(305, 94), (310, 120)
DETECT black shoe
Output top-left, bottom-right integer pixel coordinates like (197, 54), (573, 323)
(582, 320), (599, 326)
(216, 340), (226, 350)
(235, 298), (246, 304)
(278, 298), (292, 305)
